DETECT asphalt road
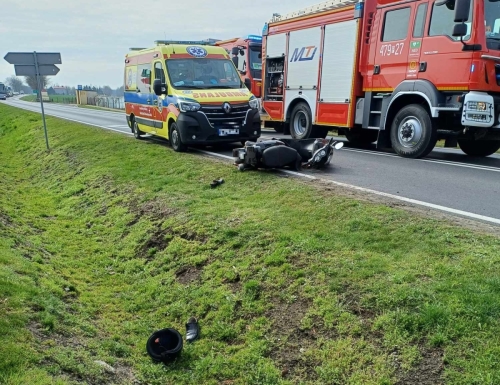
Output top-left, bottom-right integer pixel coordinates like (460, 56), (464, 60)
(3, 97), (500, 224)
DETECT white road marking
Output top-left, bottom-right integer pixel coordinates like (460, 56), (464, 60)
(196, 149), (500, 226)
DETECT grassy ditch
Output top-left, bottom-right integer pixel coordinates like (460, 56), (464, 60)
(1, 103), (500, 385)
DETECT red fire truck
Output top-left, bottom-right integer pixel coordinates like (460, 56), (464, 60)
(215, 35), (263, 98)
(261, 0), (500, 158)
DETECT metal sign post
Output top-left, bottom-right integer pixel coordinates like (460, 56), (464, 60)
(33, 52), (50, 151)
(4, 51), (62, 151)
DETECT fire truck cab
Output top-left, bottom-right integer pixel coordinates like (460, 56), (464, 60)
(215, 35), (263, 98)
(261, 0), (500, 158)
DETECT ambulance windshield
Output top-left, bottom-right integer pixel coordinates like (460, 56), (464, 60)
(485, 0), (500, 43)
(166, 59), (243, 89)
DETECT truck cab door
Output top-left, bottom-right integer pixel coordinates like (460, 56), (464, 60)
(407, 3), (428, 80)
(417, 1), (473, 89)
(373, 6), (413, 91)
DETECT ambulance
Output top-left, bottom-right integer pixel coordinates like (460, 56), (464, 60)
(124, 40), (261, 152)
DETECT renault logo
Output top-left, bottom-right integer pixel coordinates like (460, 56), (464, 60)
(223, 102), (232, 114)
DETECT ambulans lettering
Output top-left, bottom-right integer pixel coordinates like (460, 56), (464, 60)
(191, 91), (248, 98)
(290, 46), (318, 62)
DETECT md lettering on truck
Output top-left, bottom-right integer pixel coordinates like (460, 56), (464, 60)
(290, 46), (317, 62)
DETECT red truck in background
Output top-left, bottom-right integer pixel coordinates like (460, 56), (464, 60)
(215, 35), (263, 98)
(260, 0), (500, 158)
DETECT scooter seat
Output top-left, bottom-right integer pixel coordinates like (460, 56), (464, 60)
(261, 146), (302, 169)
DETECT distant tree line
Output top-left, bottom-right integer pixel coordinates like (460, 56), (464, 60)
(4, 76), (124, 97)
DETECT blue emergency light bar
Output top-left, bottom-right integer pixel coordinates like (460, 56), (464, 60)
(246, 35), (262, 42)
(155, 39), (220, 46)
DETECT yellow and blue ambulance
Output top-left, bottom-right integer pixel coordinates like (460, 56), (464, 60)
(124, 40), (261, 151)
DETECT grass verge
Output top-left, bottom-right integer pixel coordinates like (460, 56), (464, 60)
(1, 103), (500, 385)
(20, 95), (37, 102)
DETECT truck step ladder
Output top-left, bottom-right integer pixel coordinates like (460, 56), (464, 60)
(271, 0), (359, 23)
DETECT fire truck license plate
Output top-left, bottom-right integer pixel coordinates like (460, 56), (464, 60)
(218, 128), (239, 136)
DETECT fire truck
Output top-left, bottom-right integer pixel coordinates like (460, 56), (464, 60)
(215, 35), (263, 98)
(261, 0), (500, 158)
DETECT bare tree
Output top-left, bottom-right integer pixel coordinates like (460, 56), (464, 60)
(5, 76), (24, 92)
(25, 75), (49, 91)
(114, 85), (124, 97)
(102, 85), (113, 96)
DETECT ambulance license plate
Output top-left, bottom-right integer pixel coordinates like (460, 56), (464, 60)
(218, 128), (239, 136)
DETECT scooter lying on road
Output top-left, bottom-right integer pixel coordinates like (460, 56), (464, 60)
(232, 137), (344, 171)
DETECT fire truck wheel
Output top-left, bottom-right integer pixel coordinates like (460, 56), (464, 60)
(390, 104), (437, 159)
(132, 119), (144, 140)
(458, 139), (500, 157)
(169, 122), (187, 152)
(290, 103), (313, 139)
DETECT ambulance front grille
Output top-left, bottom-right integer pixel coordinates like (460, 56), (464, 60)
(200, 103), (249, 125)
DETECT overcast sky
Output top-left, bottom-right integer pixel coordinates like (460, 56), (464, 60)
(0, 0), (310, 89)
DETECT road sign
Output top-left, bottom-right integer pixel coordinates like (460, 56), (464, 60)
(77, 85), (83, 91)
(4, 52), (61, 66)
(14, 64), (60, 76)
(3, 51), (62, 151)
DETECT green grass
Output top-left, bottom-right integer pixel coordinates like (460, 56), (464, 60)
(20, 95), (75, 104)
(20, 95), (37, 102)
(1, 103), (500, 385)
(48, 95), (76, 104)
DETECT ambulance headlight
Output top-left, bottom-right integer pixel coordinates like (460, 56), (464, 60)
(249, 96), (260, 109)
(179, 100), (201, 112)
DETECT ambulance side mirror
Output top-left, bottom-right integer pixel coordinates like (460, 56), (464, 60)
(231, 47), (239, 56)
(153, 79), (167, 96)
(232, 56), (239, 68)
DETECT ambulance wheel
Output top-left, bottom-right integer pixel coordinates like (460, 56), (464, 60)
(169, 122), (187, 152)
(132, 119), (144, 140)
(390, 104), (437, 159)
(458, 139), (500, 157)
(290, 103), (313, 140)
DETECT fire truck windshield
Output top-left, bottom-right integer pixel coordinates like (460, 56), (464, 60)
(166, 58), (242, 89)
(485, 0), (500, 42)
(249, 46), (262, 78)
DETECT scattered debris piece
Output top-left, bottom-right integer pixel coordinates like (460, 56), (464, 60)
(210, 179), (225, 189)
(185, 317), (200, 343)
(94, 360), (116, 374)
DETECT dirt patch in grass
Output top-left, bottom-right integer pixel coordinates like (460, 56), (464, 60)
(339, 285), (377, 322)
(137, 229), (172, 261)
(266, 299), (325, 381)
(394, 345), (445, 385)
(28, 321), (87, 351)
(0, 211), (13, 227)
(175, 265), (203, 285)
(28, 321), (140, 385)
(127, 197), (177, 226)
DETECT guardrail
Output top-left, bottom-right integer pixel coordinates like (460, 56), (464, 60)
(88, 96), (125, 110)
